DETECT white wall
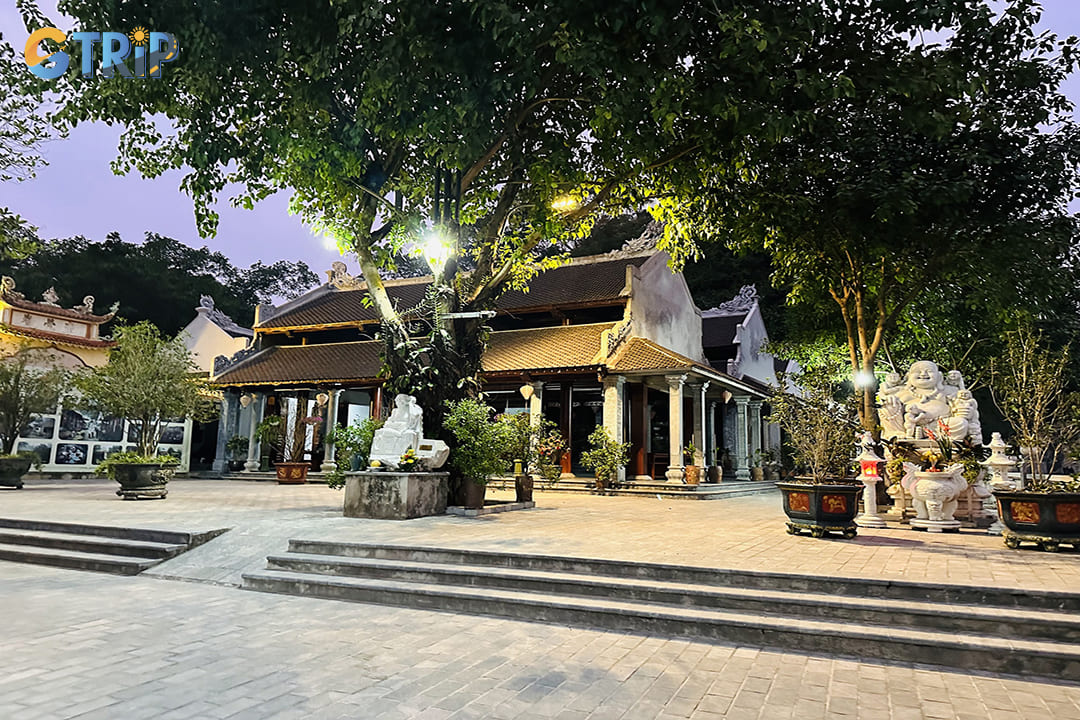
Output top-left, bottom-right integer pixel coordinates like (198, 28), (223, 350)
(181, 313), (250, 374)
(627, 253), (706, 363)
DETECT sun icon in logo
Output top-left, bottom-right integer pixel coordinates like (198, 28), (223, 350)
(128, 26), (150, 46)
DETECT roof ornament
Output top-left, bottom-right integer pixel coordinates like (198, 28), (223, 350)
(0, 276), (23, 299)
(607, 220), (663, 258)
(327, 261), (364, 291)
(708, 285), (759, 315)
(72, 295), (95, 314)
(198, 294), (215, 310)
(108, 301), (120, 315)
(41, 286), (60, 306)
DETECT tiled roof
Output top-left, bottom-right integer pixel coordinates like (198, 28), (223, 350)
(607, 337), (701, 373)
(2, 293), (116, 323)
(213, 341), (384, 385)
(257, 255), (648, 331)
(0, 325), (116, 349)
(482, 323), (612, 373)
(215, 323), (614, 386)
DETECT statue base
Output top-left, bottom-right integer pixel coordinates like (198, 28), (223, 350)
(910, 518), (962, 533)
(343, 471), (449, 520)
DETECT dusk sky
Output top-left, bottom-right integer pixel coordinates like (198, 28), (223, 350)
(2, 1), (1080, 279)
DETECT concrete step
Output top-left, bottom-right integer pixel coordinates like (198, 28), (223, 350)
(241, 567), (1080, 681)
(263, 552), (1080, 643)
(0, 529), (185, 560)
(0, 518), (229, 575)
(284, 541), (1080, 611)
(0, 517), (222, 546)
(0, 543), (159, 575)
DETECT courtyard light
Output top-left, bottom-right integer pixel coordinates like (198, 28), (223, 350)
(422, 230), (451, 274)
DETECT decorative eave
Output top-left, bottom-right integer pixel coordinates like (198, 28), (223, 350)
(0, 324), (116, 350)
(0, 277), (118, 324)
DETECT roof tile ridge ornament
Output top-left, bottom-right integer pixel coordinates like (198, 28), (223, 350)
(326, 261), (365, 291)
(605, 220), (664, 258)
(40, 286), (61, 306)
(213, 345), (260, 377)
(197, 294), (251, 336)
(606, 313), (633, 356)
(1, 276), (25, 300)
(72, 295), (95, 314)
(704, 285), (759, 317)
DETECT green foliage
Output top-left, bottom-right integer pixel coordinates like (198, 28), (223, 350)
(768, 364), (860, 482)
(73, 322), (214, 455)
(256, 412), (323, 464)
(225, 435), (249, 459)
(323, 418), (384, 489)
(581, 426), (630, 485)
(0, 233), (318, 335)
(443, 399), (513, 485)
(94, 452), (178, 481)
(0, 350), (68, 455)
(990, 323), (1080, 483)
(496, 413), (565, 481)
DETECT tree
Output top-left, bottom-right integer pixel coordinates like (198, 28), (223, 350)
(0, 30), (51, 260)
(73, 322), (214, 455)
(22, 0), (893, 424)
(0, 350), (68, 455)
(673, 1), (1080, 432)
(0, 232), (318, 334)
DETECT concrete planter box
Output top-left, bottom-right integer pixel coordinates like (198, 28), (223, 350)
(343, 471), (449, 520)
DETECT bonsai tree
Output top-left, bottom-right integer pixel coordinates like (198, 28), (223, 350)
(74, 321), (213, 458)
(443, 399), (512, 486)
(581, 426), (630, 489)
(0, 350), (67, 455)
(990, 323), (1080, 490)
(768, 363), (859, 482)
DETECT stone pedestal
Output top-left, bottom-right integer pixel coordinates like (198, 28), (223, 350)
(343, 471), (449, 520)
(855, 477), (887, 528)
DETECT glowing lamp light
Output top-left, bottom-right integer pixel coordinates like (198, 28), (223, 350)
(853, 370), (876, 388)
(519, 384), (535, 401)
(859, 459), (880, 478)
(551, 196), (578, 213)
(315, 392), (330, 407)
(422, 231), (451, 272)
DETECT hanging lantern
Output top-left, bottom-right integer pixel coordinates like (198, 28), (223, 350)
(239, 393), (253, 408)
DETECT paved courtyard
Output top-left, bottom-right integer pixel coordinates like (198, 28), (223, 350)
(2, 477), (1080, 719)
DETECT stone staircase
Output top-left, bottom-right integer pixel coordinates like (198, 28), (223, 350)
(0, 518), (227, 575)
(242, 541), (1080, 680)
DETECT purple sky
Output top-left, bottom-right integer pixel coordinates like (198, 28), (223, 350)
(2, 1), (1079, 277)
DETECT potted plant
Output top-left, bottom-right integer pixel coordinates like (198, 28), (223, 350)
(535, 420), (566, 487)
(581, 425), (630, 492)
(96, 451), (179, 499)
(256, 411), (324, 484)
(225, 435), (249, 471)
(74, 322), (213, 499)
(444, 399), (513, 508)
(0, 350), (68, 488)
(769, 364), (862, 538)
(989, 324), (1080, 551)
(323, 417), (384, 489)
(682, 441), (701, 485)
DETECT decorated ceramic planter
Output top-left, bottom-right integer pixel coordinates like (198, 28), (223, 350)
(684, 465), (701, 485)
(0, 455), (32, 489)
(113, 463), (168, 500)
(274, 462), (310, 484)
(777, 481), (863, 539)
(993, 490), (1080, 552)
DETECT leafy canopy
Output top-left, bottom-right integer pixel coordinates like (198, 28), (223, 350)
(73, 321), (214, 455)
(0, 350), (68, 455)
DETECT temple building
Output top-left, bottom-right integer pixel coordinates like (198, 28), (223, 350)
(0, 276), (192, 473)
(210, 234), (790, 483)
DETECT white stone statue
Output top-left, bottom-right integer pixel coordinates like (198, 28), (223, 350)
(878, 361), (981, 444)
(368, 394), (448, 470)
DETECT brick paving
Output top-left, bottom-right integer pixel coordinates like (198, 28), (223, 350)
(2, 477), (1080, 718)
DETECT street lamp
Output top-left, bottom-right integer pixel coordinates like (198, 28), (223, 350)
(422, 230), (451, 275)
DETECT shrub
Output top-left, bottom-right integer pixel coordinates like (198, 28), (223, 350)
(444, 399), (513, 485)
(581, 425), (630, 485)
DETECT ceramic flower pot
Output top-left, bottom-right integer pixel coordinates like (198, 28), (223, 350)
(777, 480), (863, 539)
(0, 455), (32, 489)
(275, 462), (310, 484)
(994, 490), (1080, 552)
(113, 463), (169, 500)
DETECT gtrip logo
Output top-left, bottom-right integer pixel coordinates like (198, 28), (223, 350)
(25, 27), (179, 80)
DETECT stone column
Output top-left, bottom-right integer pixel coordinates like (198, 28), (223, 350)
(244, 392), (265, 472)
(748, 399), (763, 469)
(528, 381), (544, 428)
(708, 400), (719, 467)
(688, 381), (707, 467)
(212, 389), (239, 474)
(665, 374), (686, 482)
(321, 389), (341, 473)
(602, 376), (626, 483)
(734, 396), (750, 480)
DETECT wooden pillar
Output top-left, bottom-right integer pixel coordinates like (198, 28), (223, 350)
(560, 382), (572, 475)
(630, 383), (648, 479)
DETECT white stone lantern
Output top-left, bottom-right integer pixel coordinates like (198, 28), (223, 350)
(855, 435), (887, 528)
(982, 432), (1016, 535)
